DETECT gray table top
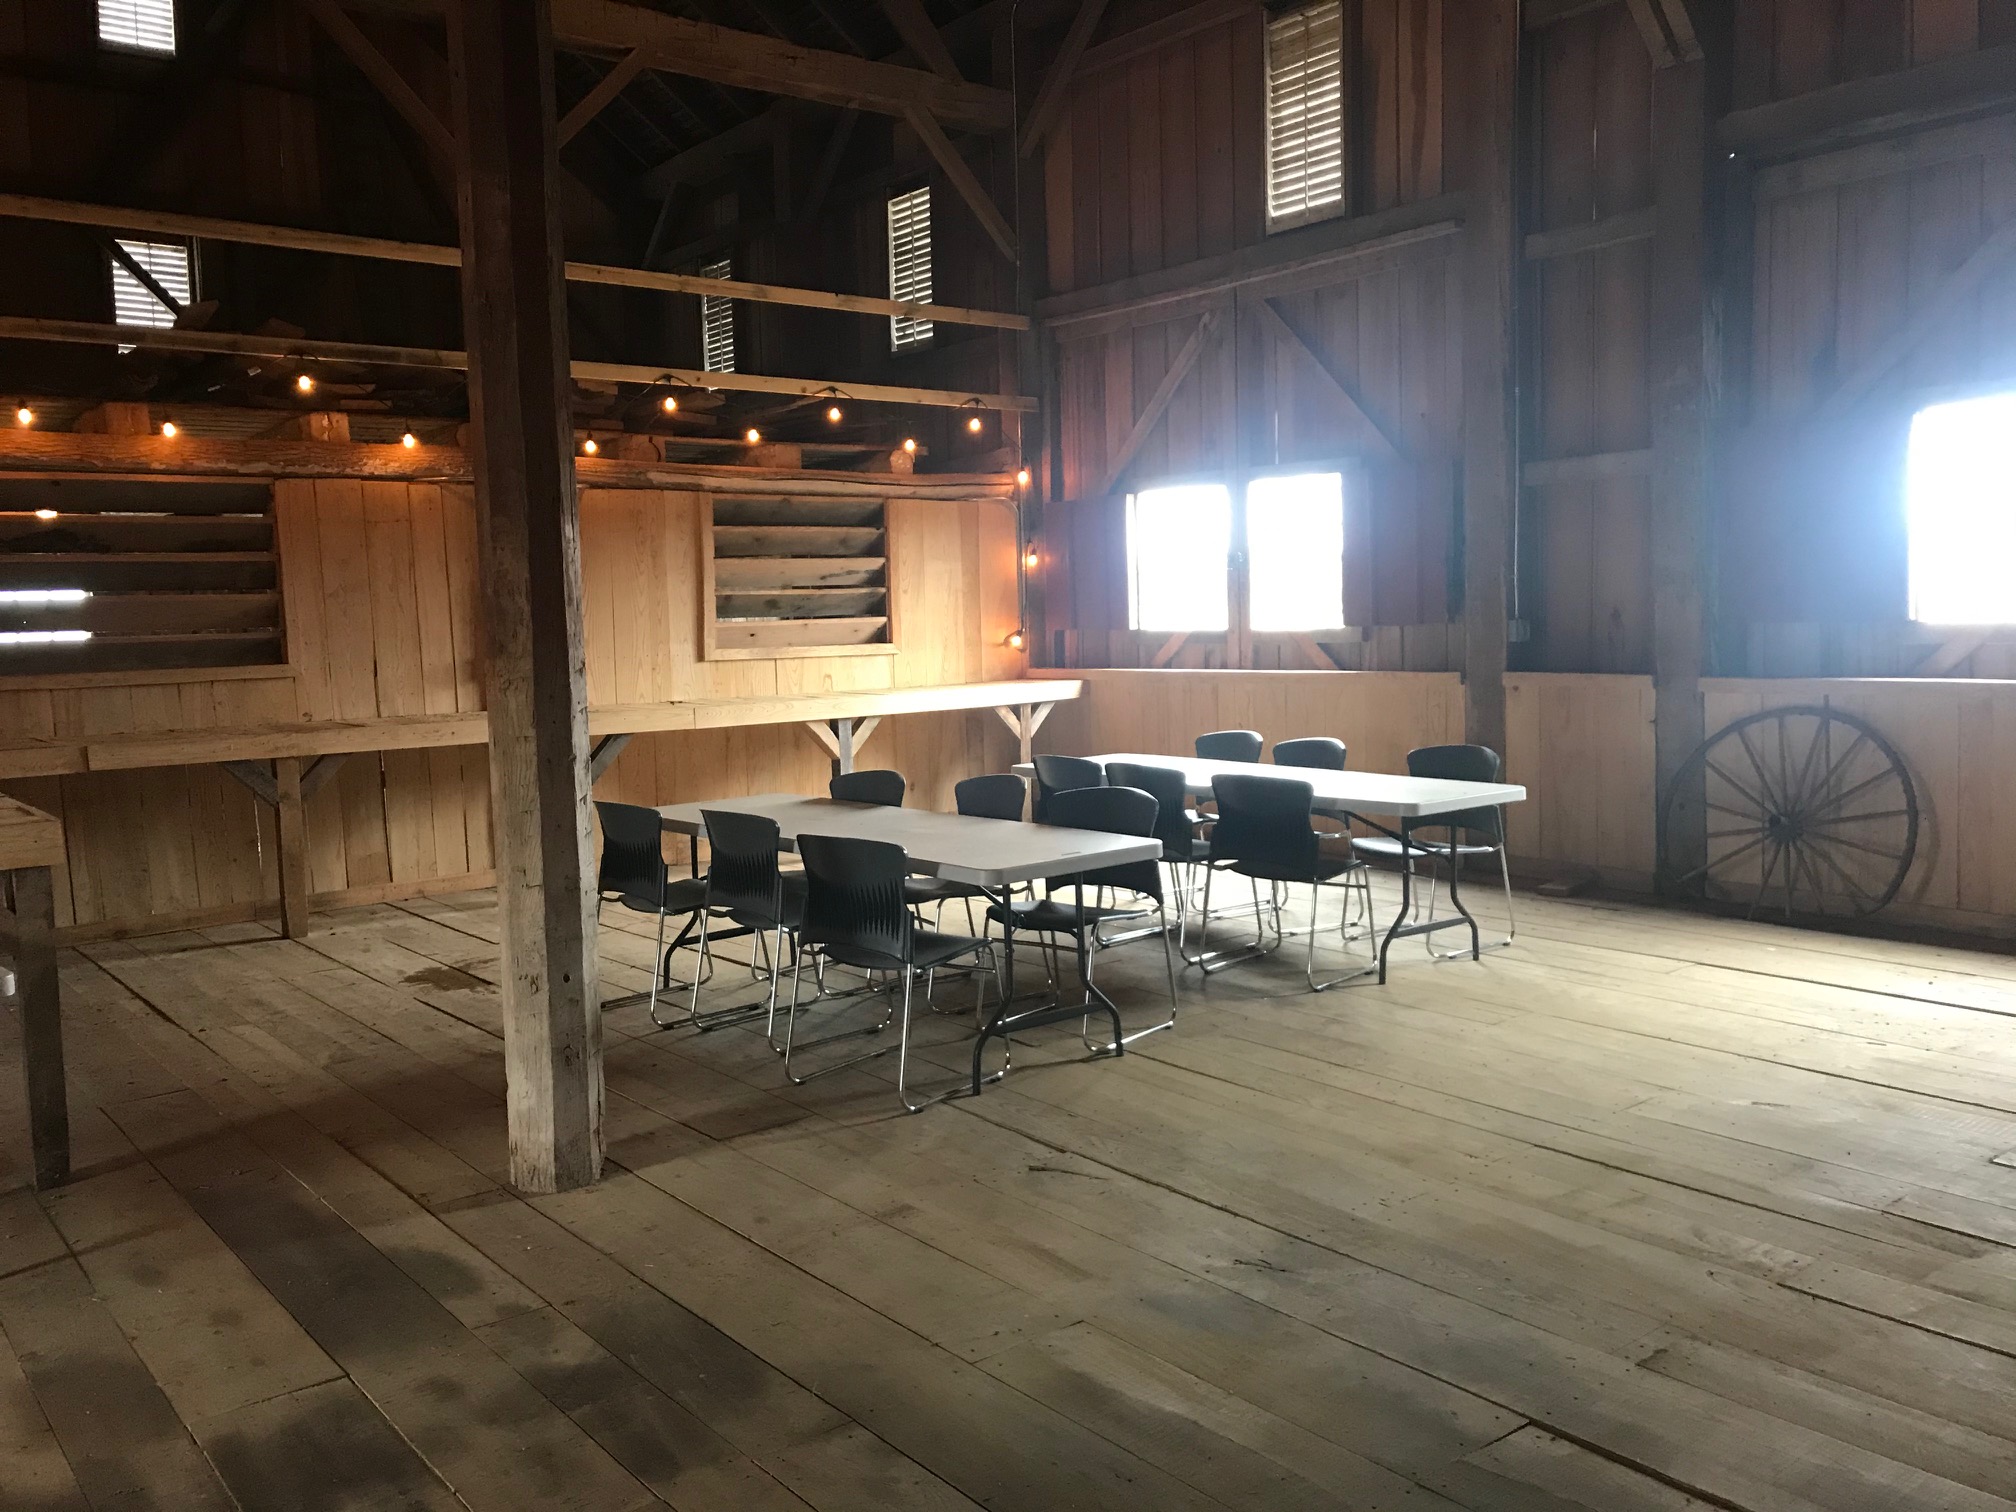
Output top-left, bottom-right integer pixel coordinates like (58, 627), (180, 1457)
(655, 794), (1163, 887)
(1015, 753), (1526, 818)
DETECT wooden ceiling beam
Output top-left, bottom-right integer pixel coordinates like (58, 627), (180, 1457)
(904, 106), (1018, 264)
(1018, 0), (1109, 158)
(296, 0), (456, 165)
(874, 0), (964, 83)
(557, 48), (646, 145)
(0, 315), (1038, 412)
(1718, 42), (2016, 155)
(0, 194), (1029, 331)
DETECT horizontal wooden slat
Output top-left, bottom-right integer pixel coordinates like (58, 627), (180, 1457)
(0, 515), (273, 551)
(0, 630), (279, 676)
(710, 555), (887, 590)
(710, 524), (885, 557)
(0, 591), (280, 635)
(0, 794), (63, 870)
(0, 553), (277, 592)
(711, 496), (887, 527)
(716, 587), (888, 619)
(0, 478), (271, 515)
(710, 615), (890, 649)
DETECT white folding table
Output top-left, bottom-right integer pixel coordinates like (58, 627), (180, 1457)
(1016, 754), (1527, 983)
(655, 795), (1164, 1096)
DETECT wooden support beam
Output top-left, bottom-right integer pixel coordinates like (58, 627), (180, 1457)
(1096, 309), (1219, 497)
(904, 106), (1018, 265)
(7, 864), (67, 1189)
(990, 701), (1055, 764)
(798, 110), (858, 226)
(558, 0), (1011, 131)
(1523, 0), (1621, 27)
(587, 733), (631, 781)
(1522, 206), (1657, 261)
(0, 194), (1031, 332)
(1808, 216), (2016, 424)
(802, 721), (842, 761)
(273, 757), (312, 940)
(1148, 632), (1189, 669)
(876, 0), (963, 83)
(1520, 448), (1655, 485)
(1456, 0), (1516, 760)
(0, 317), (1037, 412)
(638, 106), (789, 195)
(557, 48), (645, 145)
(300, 753), (348, 798)
(1251, 296), (1410, 464)
(1019, 0), (1109, 157)
(1648, 55), (1715, 895)
(1914, 631), (1991, 677)
(1717, 42), (2016, 155)
(299, 0), (457, 165)
(451, 0), (602, 1194)
(221, 758), (281, 808)
(833, 717), (858, 773)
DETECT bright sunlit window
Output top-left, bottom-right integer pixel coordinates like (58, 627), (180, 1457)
(887, 186), (933, 350)
(1247, 471), (1345, 631)
(98, 0), (176, 54)
(1907, 391), (2016, 625)
(1126, 483), (1231, 632)
(108, 238), (192, 352)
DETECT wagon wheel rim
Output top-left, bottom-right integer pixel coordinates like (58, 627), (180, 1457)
(1658, 706), (1918, 922)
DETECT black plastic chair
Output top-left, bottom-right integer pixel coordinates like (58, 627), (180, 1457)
(1195, 729), (1264, 763)
(905, 774), (1030, 921)
(1031, 753), (1105, 823)
(695, 809), (806, 1041)
(594, 801), (711, 1027)
(783, 833), (989, 1110)
(1352, 744), (1514, 957)
(830, 768), (906, 807)
(1195, 773), (1373, 991)
(1272, 737), (1347, 770)
(1104, 761), (1208, 946)
(986, 785), (1178, 1048)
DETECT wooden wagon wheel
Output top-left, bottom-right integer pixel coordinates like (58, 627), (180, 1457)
(1658, 706), (1919, 922)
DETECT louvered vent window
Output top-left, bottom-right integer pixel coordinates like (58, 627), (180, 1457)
(1265, 0), (1345, 231)
(109, 239), (191, 353)
(887, 186), (933, 350)
(98, 0), (176, 54)
(700, 257), (735, 373)
(704, 497), (892, 659)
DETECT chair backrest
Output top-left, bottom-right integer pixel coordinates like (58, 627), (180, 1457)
(1042, 785), (1163, 901)
(1195, 729), (1264, 763)
(594, 801), (665, 907)
(1404, 744), (1506, 843)
(797, 832), (912, 971)
(955, 772), (1028, 822)
(830, 768), (906, 807)
(700, 808), (785, 923)
(1208, 773), (1318, 880)
(1104, 762), (1194, 861)
(1031, 754), (1105, 822)
(1273, 736), (1347, 771)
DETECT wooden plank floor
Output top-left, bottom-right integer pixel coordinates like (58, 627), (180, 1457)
(5, 877), (2016, 1510)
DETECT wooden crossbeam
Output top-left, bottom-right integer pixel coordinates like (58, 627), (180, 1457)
(1523, 206), (1657, 261)
(0, 316), (1037, 412)
(904, 106), (1018, 265)
(1019, 0), (1109, 157)
(301, 754), (349, 799)
(1148, 633), (1189, 669)
(587, 733), (632, 781)
(0, 194), (1029, 332)
(1914, 631), (1992, 677)
(1096, 309), (1219, 498)
(1252, 296), (1410, 465)
(298, 0), (456, 164)
(876, 0), (964, 83)
(557, 49), (646, 145)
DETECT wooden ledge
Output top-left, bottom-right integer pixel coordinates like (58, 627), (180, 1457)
(0, 795), (64, 871)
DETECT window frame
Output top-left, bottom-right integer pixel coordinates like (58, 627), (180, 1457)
(698, 256), (736, 374)
(96, 0), (177, 56)
(886, 183), (935, 353)
(1263, 0), (1349, 236)
(1904, 387), (2016, 629)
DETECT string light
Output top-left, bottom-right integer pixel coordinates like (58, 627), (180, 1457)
(661, 395), (679, 414)
(1005, 629), (1026, 652)
(826, 405), (843, 423)
(13, 406), (32, 426)
(966, 415), (984, 433)
(901, 438), (917, 454)
(745, 428), (762, 444)
(34, 509), (58, 521)
(1015, 467), (1031, 487)
(401, 432), (418, 449)
(1023, 548), (1039, 571)
(295, 373), (315, 394)
(581, 437), (599, 455)
(160, 421), (178, 438)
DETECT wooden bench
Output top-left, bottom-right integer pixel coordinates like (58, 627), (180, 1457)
(0, 679), (1082, 938)
(1, 795), (65, 1189)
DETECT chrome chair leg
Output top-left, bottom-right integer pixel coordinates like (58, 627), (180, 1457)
(1422, 844), (1513, 959)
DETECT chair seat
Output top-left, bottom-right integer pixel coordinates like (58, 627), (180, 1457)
(1165, 836), (1211, 864)
(1354, 836), (1502, 860)
(986, 897), (1151, 934)
(822, 928), (985, 974)
(903, 875), (986, 905)
(1221, 855), (1361, 885)
(607, 875), (710, 916)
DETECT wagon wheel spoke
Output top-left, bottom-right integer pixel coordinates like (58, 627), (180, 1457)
(1805, 838), (1883, 913)
(1811, 829), (1910, 865)
(1735, 724), (1787, 814)
(1706, 800), (1764, 821)
(1804, 764), (1895, 821)
(1804, 808), (1911, 829)
(1787, 715), (1830, 817)
(1804, 732), (1872, 813)
(1704, 759), (1772, 817)
(1670, 831), (1771, 888)
(1748, 839), (1785, 921)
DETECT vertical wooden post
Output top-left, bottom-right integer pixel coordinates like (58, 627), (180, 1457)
(1456, 0), (1518, 759)
(1649, 50), (1718, 889)
(834, 718), (856, 775)
(13, 867), (67, 1189)
(274, 756), (312, 940)
(450, 0), (602, 1193)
